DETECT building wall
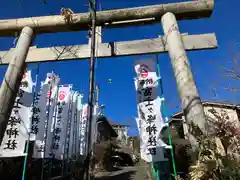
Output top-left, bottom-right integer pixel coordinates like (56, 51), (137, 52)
(96, 117), (118, 143)
(181, 104), (240, 138)
(127, 136), (140, 154)
(97, 122), (111, 142)
(171, 103), (240, 175)
(204, 105), (240, 127)
(112, 126), (128, 145)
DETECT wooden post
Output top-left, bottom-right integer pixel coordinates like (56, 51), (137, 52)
(0, 26), (34, 144)
(161, 12), (206, 145)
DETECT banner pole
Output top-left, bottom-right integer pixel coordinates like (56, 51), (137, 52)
(22, 64), (40, 180)
(155, 55), (178, 179)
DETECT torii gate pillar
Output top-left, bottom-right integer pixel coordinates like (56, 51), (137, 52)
(0, 26), (34, 144)
(161, 12), (206, 145)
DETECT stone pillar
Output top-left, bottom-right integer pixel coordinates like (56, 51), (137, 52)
(161, 12), (206, 144)
(0, 26), (34, 144)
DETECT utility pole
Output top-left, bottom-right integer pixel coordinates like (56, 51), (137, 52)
(91, 84), (99, 174)
(85, 0), (97, 179)
(0, 26), (34, 144)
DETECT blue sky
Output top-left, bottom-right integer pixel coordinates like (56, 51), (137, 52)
(0, 0), (239, 135)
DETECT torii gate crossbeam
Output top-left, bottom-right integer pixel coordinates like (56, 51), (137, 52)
(0, 0), (214, 37)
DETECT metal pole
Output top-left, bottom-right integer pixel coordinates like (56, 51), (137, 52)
(22, 63), (40, 180)
(91, 85), (99, 169)
(0, 26), (34, 144)
(161, 12), (206, 145)
(84, 0), (97, 179)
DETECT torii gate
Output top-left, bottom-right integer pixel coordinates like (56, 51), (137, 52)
(0, 0), (216, 149)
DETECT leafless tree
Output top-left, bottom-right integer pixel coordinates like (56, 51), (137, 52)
(210, 42), (240, 95)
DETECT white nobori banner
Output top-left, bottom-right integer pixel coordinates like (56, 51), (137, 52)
(76, 94), (84, 155)
(51, 85), (72, 160)
(69, 91), (79, 157)
(80, 104), (88, 156)
(0, 70), (34, 157)
(134, 59), (169, 163)
(33, 73), (59, 159)
(136, 97), (169, 162)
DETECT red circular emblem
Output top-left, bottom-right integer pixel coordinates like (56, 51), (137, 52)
(59, 91), (66, 101)
(22, 73), (27, 79)
(84, 106), (88, 116)
(141, 72), (148, 78)
(47, 91), (51, 97)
